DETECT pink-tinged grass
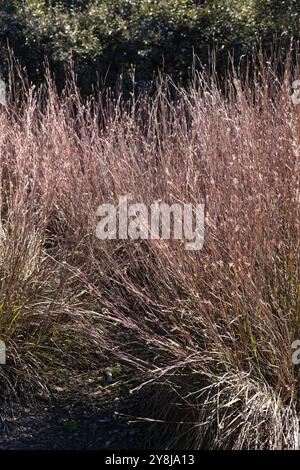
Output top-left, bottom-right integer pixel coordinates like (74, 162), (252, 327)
(0, 57), (299, 448)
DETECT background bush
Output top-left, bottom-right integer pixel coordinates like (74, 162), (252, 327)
(1, 1), (300, 93)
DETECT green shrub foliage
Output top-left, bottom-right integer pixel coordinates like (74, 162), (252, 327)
(1, 1), (300, 92)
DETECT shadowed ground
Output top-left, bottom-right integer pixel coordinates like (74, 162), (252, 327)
(0, 374), (147, 450)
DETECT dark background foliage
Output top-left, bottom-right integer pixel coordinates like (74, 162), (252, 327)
(1, 1), (300, 94)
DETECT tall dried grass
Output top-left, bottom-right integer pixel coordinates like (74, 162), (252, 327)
(0, 57), (299, 448)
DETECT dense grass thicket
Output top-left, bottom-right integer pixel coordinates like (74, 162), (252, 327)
(0, 57), (300, 449)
